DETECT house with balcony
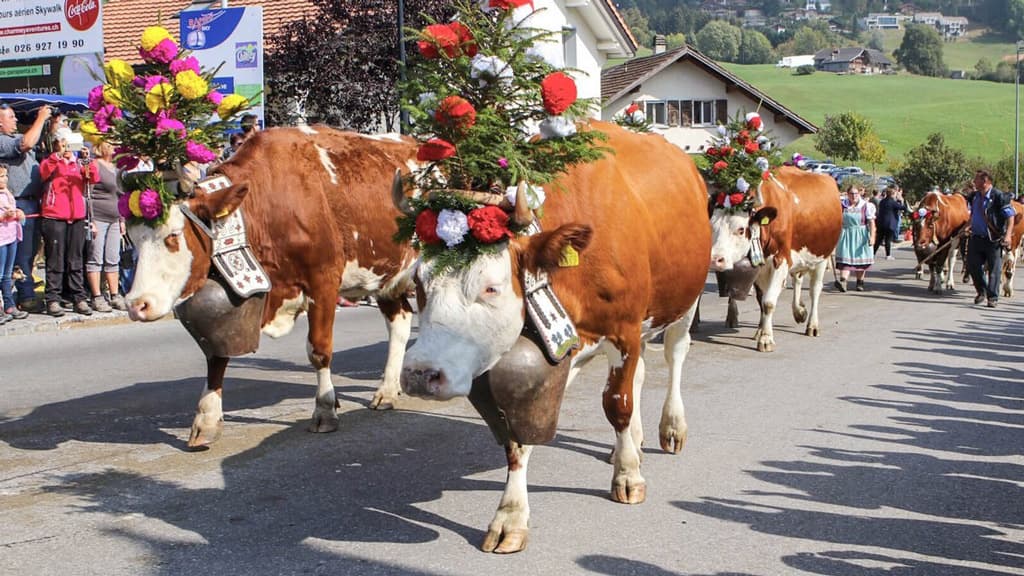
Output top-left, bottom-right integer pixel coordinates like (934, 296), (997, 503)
(861, 13), (902, 30)
(813, 47), (893, 74)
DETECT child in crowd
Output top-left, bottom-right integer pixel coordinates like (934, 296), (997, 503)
(0, 164), (28, 323)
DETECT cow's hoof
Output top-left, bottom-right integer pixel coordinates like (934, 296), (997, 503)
(752, 328), (763, 341)
(793, 306), (808, 324)
(659, 423), (688, 454)
(370, 389), (399, 410)
(611, 478), (647, 504)
(309, 409), (339, 433)
(805, 324), (819, 337)
(756, 337), (775, 353)
(187, 415), (223, 450)
(481, 527), (529, 554)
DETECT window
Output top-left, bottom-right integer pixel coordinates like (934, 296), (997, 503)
(645, 101), (666, 125)
(640, 99), (726, 127)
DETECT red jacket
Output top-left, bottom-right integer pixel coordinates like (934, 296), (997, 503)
(40, 153), (99, 221)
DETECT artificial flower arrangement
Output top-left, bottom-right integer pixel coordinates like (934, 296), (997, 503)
(394, 0), (607, 272)
(613, 103), (652, 133)
(79, 25), (253, 228)
(700, 110), (783, 214)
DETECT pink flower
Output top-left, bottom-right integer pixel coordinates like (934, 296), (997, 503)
(206, 91), (223, 105)
(93, 105), (122, 132)
(132, 75), (146, 88)
(138, 189), (163, 220)
(498, 157), (508, 168)
(142, 75), (168, 92)
(186, 140), (217, 163)
(140, 38), (178, 64)
(169, 56), (201, 76)
(87, 85), (104, 111)
(114, 146), (140, 171)
(117, 193), (131, 219)
(155, 117), (186, 138)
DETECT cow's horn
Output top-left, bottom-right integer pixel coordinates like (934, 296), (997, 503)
(512, 180), (534, 226)
(174, 159), (199, 197)
(392, 170), (414, 216)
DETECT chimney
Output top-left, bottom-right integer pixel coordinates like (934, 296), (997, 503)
(654, 34), (667, 54)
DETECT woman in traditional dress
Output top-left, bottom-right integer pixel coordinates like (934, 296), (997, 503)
(834, 182), (876, 292)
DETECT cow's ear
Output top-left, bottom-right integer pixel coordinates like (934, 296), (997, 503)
(527, 224), (593, 271)
(750, 206), (778, 226)
(188, 183), (249, 221)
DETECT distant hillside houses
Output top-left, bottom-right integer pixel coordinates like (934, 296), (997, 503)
(913, 12), (968, 39)
(813, 47), (893, 74)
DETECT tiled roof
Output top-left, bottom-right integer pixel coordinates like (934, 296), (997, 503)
(601, 45), (817, 134)
(102, 0), (317, 63)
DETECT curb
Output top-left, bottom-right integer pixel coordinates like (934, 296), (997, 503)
(0, 311), (138, 337)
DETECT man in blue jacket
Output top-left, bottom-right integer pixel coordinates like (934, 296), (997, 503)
(874, 185), (905, 260)
(966, 170), (1016, 307)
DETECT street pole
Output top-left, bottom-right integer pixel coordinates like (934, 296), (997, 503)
(398, 0), (408, 134)
(1016, 42), (1023, 197)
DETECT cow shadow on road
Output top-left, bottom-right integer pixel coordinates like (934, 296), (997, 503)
(672, 309), (1024, 574)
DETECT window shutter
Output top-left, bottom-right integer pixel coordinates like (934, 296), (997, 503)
(716, 99), (728, 124)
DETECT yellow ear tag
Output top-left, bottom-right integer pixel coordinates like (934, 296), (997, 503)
(215, 208), (231, 219)
(760, 216), (770, 226)
(559, 245), (580, 267)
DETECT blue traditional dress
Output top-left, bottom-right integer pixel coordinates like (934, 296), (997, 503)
(835, 198), (876, 269)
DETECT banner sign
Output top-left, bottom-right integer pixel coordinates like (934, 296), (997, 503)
(0, 51), (100, 96)
(180, 6), (263, 129)
(0, 0), (103, 60)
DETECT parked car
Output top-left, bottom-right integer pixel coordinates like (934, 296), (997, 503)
(811, 163), (836, 174)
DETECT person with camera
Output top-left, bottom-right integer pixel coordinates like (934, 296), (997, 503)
(38, 127), (98, 317)
(0, 103), (55, 313)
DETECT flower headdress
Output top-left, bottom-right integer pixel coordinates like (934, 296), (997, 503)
(701, 111), (783, 214)
(79, 25), (253, 227)
(613, 103), (652, 133)
(394, 0), (606, 272)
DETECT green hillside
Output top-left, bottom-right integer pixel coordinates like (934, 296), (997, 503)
(722, 63), (1016, 165)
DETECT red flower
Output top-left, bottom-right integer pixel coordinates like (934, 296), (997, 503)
(747, 116), (763, 130)
(435, 95), (477, 133)
(910, 211), (920, 221)
(417, 138), (456, 162)
(712, 160), (728, 173)
(744, 141), (759, 154)
(418, 24), (459, 59)
(449, 22), (478, 58)
(737, 130), (750, 144)
(706, 147), (718, 157)
(720, 146), (733, 156)
(762, 170), (771, 181)
(625, 103), (640, 115)
(540, 72), (577, 116)
(729, 193), (746, 206)
(489, 0), (534, 9)
(415, 210), (442, 244)
(468, 205), (513, 243)
(715, 192), (726, 206)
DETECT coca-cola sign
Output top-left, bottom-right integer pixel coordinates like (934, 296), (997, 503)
(65, 0), (99, 32)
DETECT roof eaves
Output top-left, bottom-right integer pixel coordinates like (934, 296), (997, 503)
(601, 47), (690, 105)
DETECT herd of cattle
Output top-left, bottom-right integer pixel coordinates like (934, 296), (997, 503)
(119, 122), (1022, 553)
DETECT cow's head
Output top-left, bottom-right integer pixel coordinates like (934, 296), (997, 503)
(709, 205), (777, 271)
(915, 193), (944, 248)
(401, 224), (592, 400)
(126, 179), (248, 321)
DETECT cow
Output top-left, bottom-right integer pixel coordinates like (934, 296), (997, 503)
(915, 191), (970, 295)
(707, 166), (842, 352)
(398, 122), (710, 553)
(1000, 200), (1024, 298)
(125, 126), (420, 448)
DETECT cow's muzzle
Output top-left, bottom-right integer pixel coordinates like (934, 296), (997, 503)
(401, 364), (447, 399)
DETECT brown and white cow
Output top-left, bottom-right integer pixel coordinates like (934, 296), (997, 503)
(1000, 199), (1024, 297)
(708, 166), (841, 352)
(126, 126), (419, 448)
(915, 191), (970, 294)
(399, 122), (710, 553)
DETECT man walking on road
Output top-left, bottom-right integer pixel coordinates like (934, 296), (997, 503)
(0, 103), (53, 313)
(966, 170), (1015, 308)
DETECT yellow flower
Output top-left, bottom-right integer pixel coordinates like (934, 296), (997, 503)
(145, 82), (175, 113)
(104, 59), (134, 85)
(102, 85), (122, 106)
(128, 190), (143, 218)
(140, 26), (172, 51)
(80, 121), (103, 144)
(217, 94), (249, 119)
(174, 70), (208, 100)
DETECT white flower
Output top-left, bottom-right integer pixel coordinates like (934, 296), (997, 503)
(724, 194), (733, 208)
(436, 209), (469, 247)
(470, 54), (513, 87)
(755, 157), (769, 172)
(716, 124), (728, 137)
(630, 110), (646, 123)
(539, 115), (577, 139)
(505, 183), (546, 210)
(918, 208), (928, 217)
(736, 177), (750, 193)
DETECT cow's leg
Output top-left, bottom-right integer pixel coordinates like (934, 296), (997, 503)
(603, 338), (646, 504)
(754, 264), (787, 352)
(307, 290), (340, 433)
(725, 296), (740, 328)
(791, 271), (808, 324)
(944, 246), (958, 291)
(659, 302), (697, 453)
(188, 355), (229, 449)
(804, 259), (827, 337)
(370, 296), (414, 410)
(481, 442), (532, 554)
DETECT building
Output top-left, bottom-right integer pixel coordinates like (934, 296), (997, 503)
(938, 16), (968, 39)
(601, 45), (816, 153)
(861, 13), (903, 30)
(813, 47), (893, 74)
(777, 54), (816, 68)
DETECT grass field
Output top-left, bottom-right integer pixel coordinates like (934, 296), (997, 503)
(721, 63), (1015, 165)
(876, 28), (1019, 71)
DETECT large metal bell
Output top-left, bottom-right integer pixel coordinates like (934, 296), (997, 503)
(174, 275), (265, 358)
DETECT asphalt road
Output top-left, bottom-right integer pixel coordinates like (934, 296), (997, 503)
(1, 246), (1022, 576)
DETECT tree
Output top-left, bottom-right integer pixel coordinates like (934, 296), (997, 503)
(893, 23), (946, 77)
(894, 133), (971, 201)
(857, 132), (887, 178)
(974, 57), (993, 79)
(791, 27), (830, 55)
(866, 30), (885, 52)
(665, 32), (686, 49)
(622, 8), (654, 51)
(739, 29), (775, 64)
(815, 112), (873, 162)
(695, 20), (742, 62)
(264, 0), (451, 130)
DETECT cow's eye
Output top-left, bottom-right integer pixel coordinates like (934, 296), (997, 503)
(736, 227), (747, 236)
(483, 286), (500, 295)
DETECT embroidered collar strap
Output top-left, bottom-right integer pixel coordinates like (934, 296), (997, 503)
(522, 267), (579, 363)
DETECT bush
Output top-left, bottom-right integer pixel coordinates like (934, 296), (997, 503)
(794, 65), (815, 76)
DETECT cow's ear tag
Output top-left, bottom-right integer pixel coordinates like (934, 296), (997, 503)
(559, 245), (580, 267)
(215, 208), (232, 219)
(760, 216), (770, 226)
